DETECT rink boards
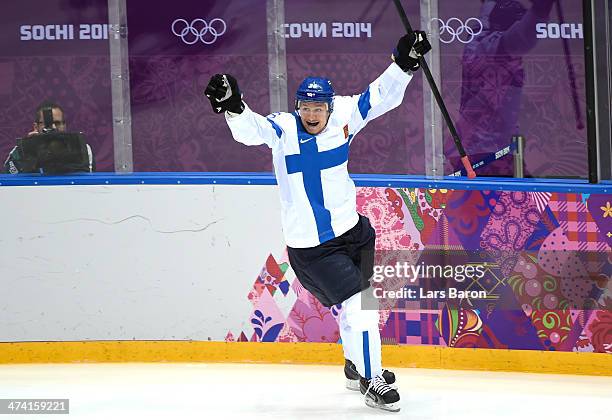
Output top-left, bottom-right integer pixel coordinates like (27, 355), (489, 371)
(0, 174), (610, 374)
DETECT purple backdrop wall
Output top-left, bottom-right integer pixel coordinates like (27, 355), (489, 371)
(438, 1), (587, 177)
(127, 0), (271, 172)
(284, 0), (424, 174)
(126, 0), (424, 173)
(0, 0), (588, 177)
(0, 0), (114, 171)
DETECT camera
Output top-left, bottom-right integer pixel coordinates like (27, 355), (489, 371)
(16, 132), (91, 174)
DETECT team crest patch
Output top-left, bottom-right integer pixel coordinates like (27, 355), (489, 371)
(343, 124), (349, 139)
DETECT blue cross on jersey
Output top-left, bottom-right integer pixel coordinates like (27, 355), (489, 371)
(285, 113), (349, 243)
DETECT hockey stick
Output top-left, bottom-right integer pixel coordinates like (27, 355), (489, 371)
(556, 0), (584, 130)
(392, 0), (476, 178)
(449, 142), (517, 177)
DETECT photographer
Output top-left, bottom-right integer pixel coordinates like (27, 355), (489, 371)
(4, 101), (95, 174)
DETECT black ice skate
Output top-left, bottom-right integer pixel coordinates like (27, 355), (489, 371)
(360, 375), (400, 412)
(344, 359), (396, 392)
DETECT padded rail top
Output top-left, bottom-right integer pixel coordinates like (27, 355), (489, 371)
(0, 172), (610, 194)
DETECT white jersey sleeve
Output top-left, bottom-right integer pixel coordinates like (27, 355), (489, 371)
(336, 63), (413, 143)
(225, 103), (283, 149)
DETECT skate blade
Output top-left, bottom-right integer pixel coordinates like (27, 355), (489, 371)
(365, 395), (400, 412)
(345, 378), (360, 391)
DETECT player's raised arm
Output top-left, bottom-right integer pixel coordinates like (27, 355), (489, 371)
(205, 74), (282, 148)
(345, 31), (431, 138)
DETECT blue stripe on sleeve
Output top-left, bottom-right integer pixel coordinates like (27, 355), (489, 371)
(267, 118), (283, 138)
(357, 87), (372, 120)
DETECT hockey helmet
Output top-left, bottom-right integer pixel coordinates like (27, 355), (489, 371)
(295, 77), (335, 112)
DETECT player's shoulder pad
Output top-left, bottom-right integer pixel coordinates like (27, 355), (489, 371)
(330, 95), (355, 120)
(264, 111), (295, 138)
(266, 111), (295, 126)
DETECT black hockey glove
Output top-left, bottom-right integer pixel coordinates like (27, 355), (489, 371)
(392, 31), (432, 72)
(204, 74), (245, 114)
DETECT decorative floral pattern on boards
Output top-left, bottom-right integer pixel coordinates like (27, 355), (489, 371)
(287, 290), (340, 343)
(234, 187), (610, 354)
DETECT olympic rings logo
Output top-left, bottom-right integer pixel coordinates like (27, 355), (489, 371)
(430, 18), (483, 44)
(171, 18), (227, 45)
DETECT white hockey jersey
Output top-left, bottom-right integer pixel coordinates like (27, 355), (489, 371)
(225, 63), (413, 248)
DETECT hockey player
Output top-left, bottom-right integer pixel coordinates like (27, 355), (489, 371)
(205, 31), (431, 412)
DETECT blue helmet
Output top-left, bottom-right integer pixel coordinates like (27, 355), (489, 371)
(295, 77), (334, 112)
